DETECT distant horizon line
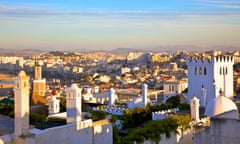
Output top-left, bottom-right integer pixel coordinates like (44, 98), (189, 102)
(1, 44), (240, 51)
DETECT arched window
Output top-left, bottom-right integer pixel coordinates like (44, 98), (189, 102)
(225, 67), (228, 75)
(204, 67), (207, 75)
(195, 67), (198, 75)
(199, 67), (202, 75)
(220, 67), (222, 75)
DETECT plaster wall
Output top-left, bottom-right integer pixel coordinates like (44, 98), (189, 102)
(7, 122), (112, 144)
(194, 118), (240, 144)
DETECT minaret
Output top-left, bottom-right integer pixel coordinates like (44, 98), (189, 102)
(190, 93), (200, 121)
(65, 84), (82, 124)
(108, 88), (115, 106)
(34, 60), (42, 80)
(48, 89), (60, 115)
(14, 70), (30, 136)
(142, 83), (148, 107)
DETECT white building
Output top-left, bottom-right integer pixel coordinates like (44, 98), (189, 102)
(0, 56), (24, 70)
(128, 84), (151, 109)
(65, 84), (82, 124)
(14, 71), (30, 136)
(190, 94), (200, 121)
(168, 62), (178, 71)
(48, 90), (60, 115)
(187, 55), (234, 107)
(121, 67), (131, 75)
(108, 88), (116, 106)
(163, 78), (188, 95)
(194, 91), (239, 144)
(0, 71), (113, 144)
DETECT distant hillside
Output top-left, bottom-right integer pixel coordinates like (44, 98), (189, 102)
(108, 45), (240, 54)
(109, 48), (145, 54)
(0, 48), (14, 54)
(0, 48), (44, 56)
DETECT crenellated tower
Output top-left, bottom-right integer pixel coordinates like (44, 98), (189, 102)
(187, 55), (234, 107)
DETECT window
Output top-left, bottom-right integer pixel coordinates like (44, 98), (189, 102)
(204, 67), (207, 75)
(220, 67), (222, 75)
(195, 67), (198, 75)
(199, 67), (202, 75)
(225, 67), (228, 75)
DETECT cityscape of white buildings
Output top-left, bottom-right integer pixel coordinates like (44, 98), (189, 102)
(0, 50), (240, 144)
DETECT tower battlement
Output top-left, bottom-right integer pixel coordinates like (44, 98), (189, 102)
(187, 55), (234, 65)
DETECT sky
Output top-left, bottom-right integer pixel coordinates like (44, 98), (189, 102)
(0, 0), (240, 51)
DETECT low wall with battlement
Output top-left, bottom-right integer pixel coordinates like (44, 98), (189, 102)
(103, 107), (127, 116)
(152, 108), (179, 121)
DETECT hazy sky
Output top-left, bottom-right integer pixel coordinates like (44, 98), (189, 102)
(1, 0), (240, 51)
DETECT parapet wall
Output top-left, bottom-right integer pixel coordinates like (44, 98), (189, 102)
(152, 108), (179, 121)
(0, 119), (112, 144)
(103, 107), (127, 116)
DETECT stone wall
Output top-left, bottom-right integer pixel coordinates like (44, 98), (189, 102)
(194, 117), (240, 144)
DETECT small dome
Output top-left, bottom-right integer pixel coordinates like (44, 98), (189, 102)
(205, 96), (238, 118)
(52, 89), (57, 96)
(128, 97), (151, 109)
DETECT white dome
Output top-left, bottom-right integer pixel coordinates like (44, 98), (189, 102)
(128, 97), (151, 109)
(205, 96), (238, 118)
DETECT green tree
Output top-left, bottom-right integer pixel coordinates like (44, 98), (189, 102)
(89, 110), (108, 121)
(171, 114), (191, 138)
(0, 103), (14, 118)
(30, 112), (47, 125)
(166, 95), (180, 106)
